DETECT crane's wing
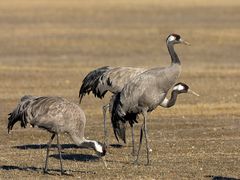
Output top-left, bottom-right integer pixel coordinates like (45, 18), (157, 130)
(101, 67), (146, 94)
(7, 95), (37, 133)
(7, 96), (65, 133)
(79, 66), (146, 103)
(79, 66), (112, 103)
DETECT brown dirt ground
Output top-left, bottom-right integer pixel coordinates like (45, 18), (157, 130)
(0, 0), (239, 179)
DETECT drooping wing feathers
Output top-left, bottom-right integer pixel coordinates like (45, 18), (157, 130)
(7, 96), (65, 133)
(111, 93), (138, 143)
(111, 93), (126, 143)
(79, 66), (111, 103)
(7, 96), (36, 133)
(79, 66), (146, 103)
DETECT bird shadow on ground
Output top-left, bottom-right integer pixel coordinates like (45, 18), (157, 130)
(50, 153), (100, 162)
(0, 165), (95, 175)
(205, 175), (240, 180)
(0, 165), (42, 173)
(13, 144), (100, 162)
(14, 143), (128, 150)
(13, 143), (79, 150)
(109, 144), (124, 148)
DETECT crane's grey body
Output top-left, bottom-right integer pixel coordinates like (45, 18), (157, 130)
(119, 64), (181, 114)
(79, 66), (146, 101)
(111, 34), (190, 164)
(98, 67), (146, 95)
(8, 96), (106, 175)
(8, 96), (86, 139)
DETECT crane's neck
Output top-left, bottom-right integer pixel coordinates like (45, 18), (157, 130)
(73, 138), (103, 154)
(167, 43), (181, 65)
(80, 140), (95, 149)
(160, 91), (179, 108)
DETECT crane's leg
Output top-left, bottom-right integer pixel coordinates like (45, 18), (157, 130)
(56, 134), (64, 175)
(131, 125), (136, 156)
(103, 104), (110, 146)
(43, 134), (55, 174)
(134, 124), (144, 164)
(142, 111), (150, 165)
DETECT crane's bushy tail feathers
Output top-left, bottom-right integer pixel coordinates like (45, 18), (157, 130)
(111, 93), (138, 143)
(113, 120), (126, 143)
(79, 66), (110, 103)
(7, 96), (34, 133)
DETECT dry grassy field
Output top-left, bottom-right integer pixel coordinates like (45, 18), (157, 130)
(0, 0), (239, 179)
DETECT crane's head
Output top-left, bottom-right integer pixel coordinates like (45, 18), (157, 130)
(94, 141), (107, 157)
(94, 142), (108, 168)
(173, 82), (199, 96)
(166, 34), (190, 46)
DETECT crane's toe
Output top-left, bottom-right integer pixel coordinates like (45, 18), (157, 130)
(60, 170), (73, 176)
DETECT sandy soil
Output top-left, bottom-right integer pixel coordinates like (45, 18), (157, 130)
(0, 0), (239, 179)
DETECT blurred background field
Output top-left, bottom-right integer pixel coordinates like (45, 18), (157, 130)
(0, 0), (239, 179)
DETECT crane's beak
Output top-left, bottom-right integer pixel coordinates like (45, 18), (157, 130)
(180, 39), (191, 46)
(188, 89), (200, 96)
(101, 156), (109, 169)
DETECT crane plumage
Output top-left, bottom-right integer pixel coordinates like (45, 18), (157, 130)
(79, 66), (146, 102)
(111, 33), (191, 164)
(8, 95), (106, 175)
(79, 66), (112, 102)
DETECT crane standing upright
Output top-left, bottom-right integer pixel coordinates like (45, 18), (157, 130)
(109, 82), (199, 145)
(111, 34), (192, 164)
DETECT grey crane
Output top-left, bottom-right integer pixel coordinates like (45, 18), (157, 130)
(138, 82), (198, 159)
(109, 82), (199, 143)
(79, 66), (146, 151)
(111, 34), (193, 164)
(8, 95), (106, 175)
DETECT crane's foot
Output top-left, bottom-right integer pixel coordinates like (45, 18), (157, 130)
(43, 169), (54, 175)
(43, 169), (73, 176)
(133, 158), (139, 165)
(131, 149), (137, 156)
(145, 160), (151, 166)
(60, 170), (73, 176)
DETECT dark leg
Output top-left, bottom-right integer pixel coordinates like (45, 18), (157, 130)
(56, 134), (64, 175)
(131, 125), (136, 156)
(134, 124), (144, 164)
(103, 104), (110, 146)
(142, 111), (150, 165)
(43, 134), (55, 174)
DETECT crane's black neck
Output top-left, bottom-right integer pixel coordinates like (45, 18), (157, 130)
(166, 90), (179, 108)
(167, 44), (181, 65)
(80, 140), (97, 150)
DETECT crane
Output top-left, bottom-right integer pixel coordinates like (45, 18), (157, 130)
(8, 95), (107, 175)
(79, 66), (146, 152)
(109, 82), (199, 142)
(111, 34), (193, 164)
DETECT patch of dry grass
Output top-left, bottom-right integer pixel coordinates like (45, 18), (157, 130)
(0, 0), (239, 179)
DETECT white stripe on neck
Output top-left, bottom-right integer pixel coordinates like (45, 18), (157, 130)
(160, 98), (169, 108)
(85, 139), (103, 153)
